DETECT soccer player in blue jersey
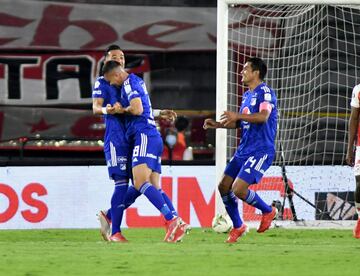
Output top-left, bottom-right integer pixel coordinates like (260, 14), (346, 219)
(93, 45), (178, 242)
(92, 46), (130, 242)
(203, 57), (278, 243)
(102, 60), (189, 242)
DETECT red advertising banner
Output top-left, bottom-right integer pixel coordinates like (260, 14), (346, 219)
(0, 0), (216, 51)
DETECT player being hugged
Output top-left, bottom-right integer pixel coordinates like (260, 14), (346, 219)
(92, 45), (130, 243)
(204, 57), (278, 243)
(103, 60), (189, 243)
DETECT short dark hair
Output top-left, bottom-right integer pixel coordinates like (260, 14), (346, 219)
(247, 57), (267, 80)
(102, 60), (120, 75)
(104, 44), (122, 57)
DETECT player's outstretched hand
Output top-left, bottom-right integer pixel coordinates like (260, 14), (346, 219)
(346, 151), (354, 166)
(220, 111), (238, 127)
(105, 104), (117, 115)
(160, 110), (177, 122)
(203, 118), (217, 129)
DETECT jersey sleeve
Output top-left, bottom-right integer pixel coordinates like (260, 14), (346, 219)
(108, 85), (121, 105)
(257, 86), (273, 113)
(92, 79), (107, 99)
(351, 85), (360, 108)
(124, 77), (142, 102)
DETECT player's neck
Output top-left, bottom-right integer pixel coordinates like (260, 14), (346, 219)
(119, 71), (129, 85)
(248, 80), (262, 91)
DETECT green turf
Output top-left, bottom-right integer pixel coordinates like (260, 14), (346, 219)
(0, 228), (359, 276)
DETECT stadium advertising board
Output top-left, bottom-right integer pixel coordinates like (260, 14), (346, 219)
(0, 166), (215, 229)
(0, 165), (355, 229)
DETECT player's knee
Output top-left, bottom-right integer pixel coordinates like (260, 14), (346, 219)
(132, 174), (150, 190)
(218, 175), (234, 195)
(218, 182), (230, 196)
(232, 185), (247, 200)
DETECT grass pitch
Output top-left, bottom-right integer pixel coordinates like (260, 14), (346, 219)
(0, 228), (359, 276)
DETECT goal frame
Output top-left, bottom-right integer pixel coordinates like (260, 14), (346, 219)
(215, 0), (360, 215)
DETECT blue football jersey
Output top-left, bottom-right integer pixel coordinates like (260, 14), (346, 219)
(118, 73), (159, 139)
(235, 82), (277, 157)
(92, 77), (127, 149)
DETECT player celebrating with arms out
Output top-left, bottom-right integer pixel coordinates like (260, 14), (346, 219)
(204, 57), (278, 243)
(346, 83), (360, 239)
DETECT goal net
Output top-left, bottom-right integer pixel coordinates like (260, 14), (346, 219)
(216, 1), (360, 227)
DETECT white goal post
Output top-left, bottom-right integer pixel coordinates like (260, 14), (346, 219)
(215, 0), (360, 227)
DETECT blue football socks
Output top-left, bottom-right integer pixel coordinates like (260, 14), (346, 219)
(139, 182), (173, 221)
(110, 180), (128, 235)
(159, 189), (178, 216)
(124, 185), (142, 209)
(222, 192), (242, 228)
(244, 189), (272, 213)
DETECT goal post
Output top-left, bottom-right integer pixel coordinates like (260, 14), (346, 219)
(215, 0), (360, 226)
(215, 0), (229, 215)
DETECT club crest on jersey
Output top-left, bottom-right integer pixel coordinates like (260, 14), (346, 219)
(265, 93), (272, 101)
(251, 97), (257, 106)
(94, 80), (100, 89)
